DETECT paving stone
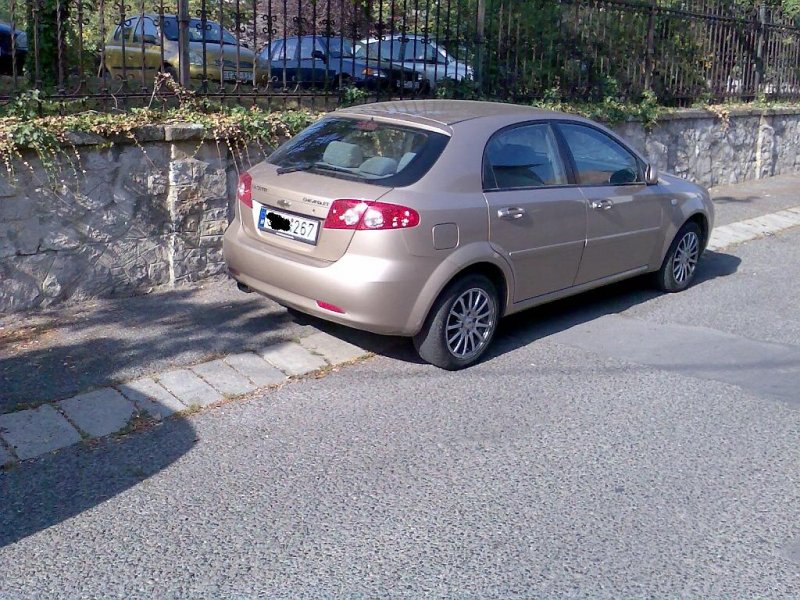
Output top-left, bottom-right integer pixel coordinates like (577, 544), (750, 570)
(224, 352), (287, 387)
(117, 378), (186, 420)
(752, 213), (798, 229)
(58, 388), (137, 438)
(260, 341), (327, 376)
(729, 220), (770, 236)
(0, 441), (15, 466)
(191, 359), (257, 397)
(157, 369), (224, 407)
(0, 405), (82, 460)
(299, 331), (368, 365)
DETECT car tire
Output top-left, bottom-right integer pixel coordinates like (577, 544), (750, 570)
(413, 274), (499, 370)
(654, 221), (702, 292)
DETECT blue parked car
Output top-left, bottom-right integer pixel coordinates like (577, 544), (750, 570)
(0, 21), (27, 76)
(260, 35), (421, 91)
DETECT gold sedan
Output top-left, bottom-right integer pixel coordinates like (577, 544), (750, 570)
(103, 13), (263, 85)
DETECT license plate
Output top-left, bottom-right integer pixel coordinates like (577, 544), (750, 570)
(258, 206), (320, 245)
(224, 70), (253, 82)
(397, 80), (419, 89)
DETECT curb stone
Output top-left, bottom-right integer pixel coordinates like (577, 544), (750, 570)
(58, 389), (137, 438)
(118, 378), (187, 420)
(0, 405), (83, 461)
(0, 330), (369, 466)
(706, 205), (800, 251)
(1, 205), (798, 467)
(260, 341), (327, 376)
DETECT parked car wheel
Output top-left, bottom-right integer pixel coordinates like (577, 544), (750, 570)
(413, 274), (499, 370)
(655, 221), (702, 292)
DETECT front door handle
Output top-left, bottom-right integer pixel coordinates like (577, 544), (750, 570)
(498, 206), (526, 220)
(591, 199), (614, 211)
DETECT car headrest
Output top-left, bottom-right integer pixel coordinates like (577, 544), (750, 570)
(397, 152), (416, 172)
(323, 141), (364, 168)
(359, 156), (399, 177)
(490, 144), (541, 168)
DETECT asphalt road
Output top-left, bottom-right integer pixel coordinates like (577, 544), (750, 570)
(1, 230), (799, 597)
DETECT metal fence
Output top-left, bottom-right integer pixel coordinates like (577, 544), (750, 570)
(1, 0), (800, 108)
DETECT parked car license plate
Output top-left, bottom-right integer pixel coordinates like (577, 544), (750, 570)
(258, 206), (320, 245)
(224, 70), (254, 82)
(397, 79), (419, 89)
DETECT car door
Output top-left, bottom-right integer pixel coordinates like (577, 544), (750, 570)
(131, 16), (162, 83)
(104, 19), (135, 79)
(483, 122), (587, 302)
(557, 122), (664, 285)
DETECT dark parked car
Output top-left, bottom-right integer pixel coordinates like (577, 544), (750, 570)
(0, 21), (26, 76)
(261, 36), (421, 91)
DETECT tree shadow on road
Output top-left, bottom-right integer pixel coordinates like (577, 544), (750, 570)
(0, 281), (312, 412)
(0, 407), (197, 549)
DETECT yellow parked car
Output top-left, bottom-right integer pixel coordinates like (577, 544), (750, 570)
(103, 13), (263, 84)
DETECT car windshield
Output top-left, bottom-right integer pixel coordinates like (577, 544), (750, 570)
(160, 16), (238, 45)
(268, 117), (449, 187)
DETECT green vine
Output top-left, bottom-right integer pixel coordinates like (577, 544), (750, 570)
(0, 76), (322, 192)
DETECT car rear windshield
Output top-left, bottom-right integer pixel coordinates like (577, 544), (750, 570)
(267, 117), (449, 187)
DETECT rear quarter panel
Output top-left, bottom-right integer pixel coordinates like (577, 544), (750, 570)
(379, 116), (526, 332)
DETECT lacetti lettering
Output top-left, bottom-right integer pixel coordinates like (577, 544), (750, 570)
(302, 197), (330, 207)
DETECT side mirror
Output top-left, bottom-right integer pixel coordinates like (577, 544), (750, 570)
(142, 34), (160, 45)
(645, 163), (659, 185)
(311, 49), (327, 63)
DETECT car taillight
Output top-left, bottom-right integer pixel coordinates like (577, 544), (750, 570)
(238, 172), (252, 208)
(323, 199), (420, 230)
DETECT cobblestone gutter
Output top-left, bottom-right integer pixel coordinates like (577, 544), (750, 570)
(1, 108), (800, 313)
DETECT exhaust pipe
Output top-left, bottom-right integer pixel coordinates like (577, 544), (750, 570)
(237, 281), (253, 294)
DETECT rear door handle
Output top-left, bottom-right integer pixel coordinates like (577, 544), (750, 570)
(498, 207), (526, 220)
(591, 199), (614, 211)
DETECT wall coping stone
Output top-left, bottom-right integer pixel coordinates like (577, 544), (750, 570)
(48, 106), (800, 150)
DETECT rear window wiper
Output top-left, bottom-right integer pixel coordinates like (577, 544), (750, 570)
(276, 162), (357, 176)
(275, 162), (314, 175)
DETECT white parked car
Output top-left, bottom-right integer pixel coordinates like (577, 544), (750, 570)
(356, 34), (472, 91)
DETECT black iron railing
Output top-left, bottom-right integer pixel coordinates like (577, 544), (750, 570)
(1, 0), (799, 107)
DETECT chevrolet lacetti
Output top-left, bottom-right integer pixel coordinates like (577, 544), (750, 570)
(223, 100), (714, 369)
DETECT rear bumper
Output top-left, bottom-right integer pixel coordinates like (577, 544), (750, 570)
(223, 219), (432, 336)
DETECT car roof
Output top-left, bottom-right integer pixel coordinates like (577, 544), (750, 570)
(336, 100), (566, 127)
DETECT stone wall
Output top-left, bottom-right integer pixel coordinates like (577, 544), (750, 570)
(0, 125), (268, 313)
(1, 108), (800, 313)
(612, 107), (800, 187)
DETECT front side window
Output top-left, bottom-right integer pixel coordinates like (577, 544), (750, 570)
(403, 39), (441, 63)
(363, 40), (402, 61)
(300, 37), (316, 59)
(324, 38), (355, 58)
(483, 123), (568, 190)
(159, 17), (237, 45)
(113, 18), (136, 42)
(558, 123), (642, 186)
(268, 117), (449, 187)
(133, 17), (158, 43)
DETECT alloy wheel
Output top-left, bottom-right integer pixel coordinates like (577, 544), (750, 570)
(445, 287), (496, 360)
(672, 231), (700, 284)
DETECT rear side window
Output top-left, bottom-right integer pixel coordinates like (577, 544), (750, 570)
(558, 123), (642, 186)
(268, 118), (449, 187)
(483, 123), (568, 190)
